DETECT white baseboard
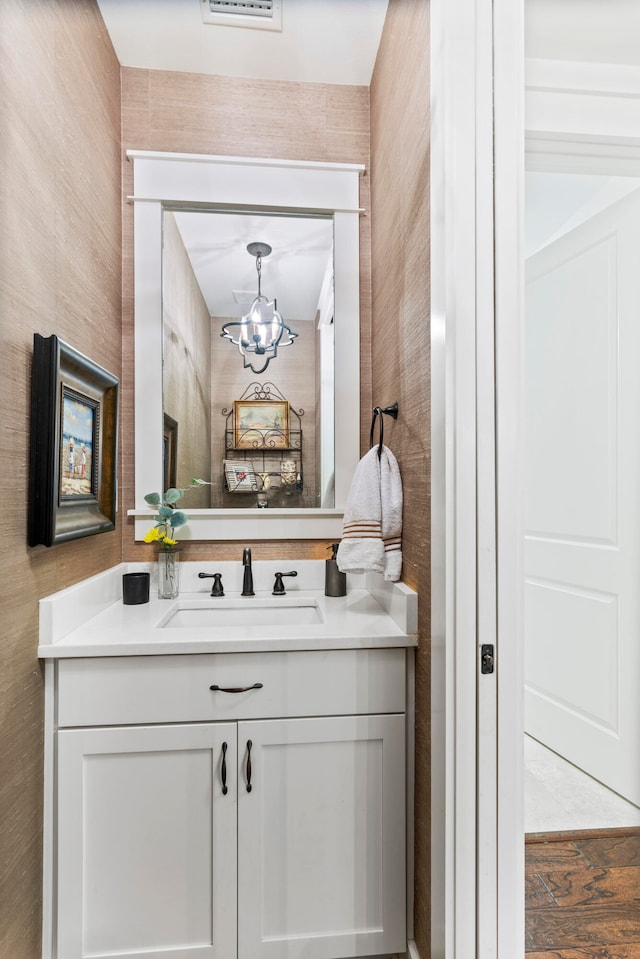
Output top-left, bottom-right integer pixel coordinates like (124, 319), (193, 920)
(407, 940), (421, 959)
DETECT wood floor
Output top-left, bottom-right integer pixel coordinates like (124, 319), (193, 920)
(526, 827), (640, 957)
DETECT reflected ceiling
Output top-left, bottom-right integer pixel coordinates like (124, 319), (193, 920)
(171, 212), (333, 323)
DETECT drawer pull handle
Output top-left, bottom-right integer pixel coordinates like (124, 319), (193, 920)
(246, 739), (253, 793)
(221, 741), (228, 796)
(209, 682), (263, 694)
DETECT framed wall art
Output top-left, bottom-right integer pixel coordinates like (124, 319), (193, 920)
(28, 334), (119, 547)
(233, 399), (290, 449)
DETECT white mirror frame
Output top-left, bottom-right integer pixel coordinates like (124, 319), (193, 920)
(127, 150), (363, 541)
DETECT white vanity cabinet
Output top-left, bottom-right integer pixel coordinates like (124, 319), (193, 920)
(45, 648), (409, 959)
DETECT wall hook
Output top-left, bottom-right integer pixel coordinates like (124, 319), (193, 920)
(369, 402), (399, 458)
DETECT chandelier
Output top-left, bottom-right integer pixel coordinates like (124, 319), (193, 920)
(220, 242), (297, 375)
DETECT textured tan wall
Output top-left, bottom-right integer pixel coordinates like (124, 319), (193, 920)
(0, 2), (122, 956)
(370, 1), (431, 953)
(121, 67), (372, 560)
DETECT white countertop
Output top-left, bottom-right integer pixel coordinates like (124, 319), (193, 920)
(38, 562), (418, 658)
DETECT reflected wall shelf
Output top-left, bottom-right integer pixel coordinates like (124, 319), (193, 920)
(222, 382), (303, 498)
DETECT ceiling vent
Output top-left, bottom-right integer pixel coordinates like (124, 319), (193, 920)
(200, 0), (282, 31)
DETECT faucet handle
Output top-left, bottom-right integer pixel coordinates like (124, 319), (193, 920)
(272, 571), (298, 595)
(198, 571), (225, 596)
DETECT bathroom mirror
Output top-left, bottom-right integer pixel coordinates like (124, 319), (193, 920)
(163, 207), (335, 512)
(129, 151), (363, 540)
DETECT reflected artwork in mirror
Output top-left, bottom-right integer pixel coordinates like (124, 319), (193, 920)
(162, 209), (335, 511)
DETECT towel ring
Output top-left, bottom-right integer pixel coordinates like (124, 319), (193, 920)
(369, 402), (399, 458)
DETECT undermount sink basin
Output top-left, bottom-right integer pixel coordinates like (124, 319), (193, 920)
(160, 597), (324, 629)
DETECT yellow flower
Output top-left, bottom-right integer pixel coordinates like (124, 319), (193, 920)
(143, 528), (161, 543)
(162, 536), (178, 547)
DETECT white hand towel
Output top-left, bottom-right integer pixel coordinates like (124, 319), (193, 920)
(337, 445), (403, 581)
(380, 446), (403, 582)
(336, 447), (385, 575)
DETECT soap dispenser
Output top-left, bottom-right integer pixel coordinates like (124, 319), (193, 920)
(325, 543), (347, 597)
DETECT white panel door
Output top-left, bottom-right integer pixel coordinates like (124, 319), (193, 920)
(237, 714), (406, 959)
(56, 723), (237, 959)
(525, 187), (640, 805)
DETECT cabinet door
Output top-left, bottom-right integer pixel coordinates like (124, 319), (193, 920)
(57, 723), (236, 959)
(237, 714), (406, 959)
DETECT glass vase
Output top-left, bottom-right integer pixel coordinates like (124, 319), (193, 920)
(157, 548), (180, 599)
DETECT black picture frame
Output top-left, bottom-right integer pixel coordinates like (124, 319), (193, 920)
(28, 334), (119, 547)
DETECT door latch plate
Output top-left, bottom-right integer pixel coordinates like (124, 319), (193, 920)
(481, 644), (494, 674)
